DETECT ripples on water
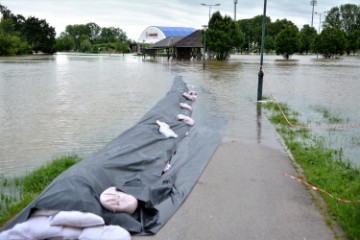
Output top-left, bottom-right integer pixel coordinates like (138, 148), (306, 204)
(0, 53), (359, 177)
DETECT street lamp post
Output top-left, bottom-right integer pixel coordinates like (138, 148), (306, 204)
(315, 11), (327, 33)
(310, 0), (317, 27)
(201, 3), (220, 22)
(234, 0), (238, 21)
(257, 0), (267, 101)
(202, 25), (208, 61)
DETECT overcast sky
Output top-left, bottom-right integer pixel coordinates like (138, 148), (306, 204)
(1, 0), (359, 41)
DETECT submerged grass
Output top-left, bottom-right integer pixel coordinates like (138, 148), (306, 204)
(262, 101), (360, 240)
(0, 155), (81, 227)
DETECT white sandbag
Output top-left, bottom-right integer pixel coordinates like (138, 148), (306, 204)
(156, 120), (178, 138)
(100, 187), (138, 214)
(50, 211), (104, 227)
(179, 102), (192, 111)
(7, 216), (62, 240)
(61, 226), (83, 239)
(182, 92), (196, 101)
(176, 114), (195, 126)
(79, 225), (131, 240)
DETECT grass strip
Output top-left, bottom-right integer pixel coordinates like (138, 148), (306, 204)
(262, 101), (360, 240)
(0, 155), (81, 227)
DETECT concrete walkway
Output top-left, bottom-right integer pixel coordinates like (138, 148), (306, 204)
(133, 110), (339, 240)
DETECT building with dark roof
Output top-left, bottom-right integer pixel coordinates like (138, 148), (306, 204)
(142, 30), (203, 60)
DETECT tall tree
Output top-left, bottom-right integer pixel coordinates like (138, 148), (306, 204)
(207, 11), (245, 60)
(0, 4), (12, 19)
(55, 32), (75, 51)
(324, 7), (342, 30)
(238, 15), (271, 52)
(314, 27), (347, 58)
(339, 4), (360, 35)
(274, 25), (299, 60)
(264, 35), (274, 53)
(346, 29), (360, 54)
(22, 16), (56, 53)
(298, 24), (317, 54)
(65, 24), (90, 50)
(268, 18), (297, 37)
(324, 4), (360, 35)
(86, 22), (101, 43)
(99, 27), (127, 43)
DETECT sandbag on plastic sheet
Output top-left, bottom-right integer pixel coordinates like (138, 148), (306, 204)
(1, 76), (225, 235)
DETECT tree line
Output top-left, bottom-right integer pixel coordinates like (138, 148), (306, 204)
(0, 4), (134, 56)
(0, 4), (56, 55)
(1, 3), (359, 58)
(55, 23), (135, 53)
(206, 3), (360, 60)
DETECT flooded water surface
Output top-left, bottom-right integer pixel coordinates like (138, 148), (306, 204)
(0, 53), (359, 177)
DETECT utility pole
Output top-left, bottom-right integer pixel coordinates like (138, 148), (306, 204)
(257, 0), (267, 101)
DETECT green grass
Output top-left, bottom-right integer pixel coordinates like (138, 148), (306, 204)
(0, 155), (81, 227)
(311, 105), (344, 124)
(262, 101), (360, 240)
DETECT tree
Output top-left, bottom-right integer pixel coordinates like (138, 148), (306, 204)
(264, 35), (274, 53)
(274, 25), (299, 60)
(238, 15), (271, 52)
(99, 27), (127, 43)
(314, 27), (347, 58)
(298, 24), (317, 54)
(206, 11), (245, 60)
(339, 4), (359, 35)
(21, 16), (56, 53)
(0, 6), (30, 55)
(347, 29), (360, 54)
(0, 31), (30, 55)
(115, 40), (130, 53)
(268, 18), (297, 37)
(324, 4), (360, 35)
(324, 7), (342, 30)
(0, 4), (12, 19)
(86, 22), (101, 43)
(65, 24), (90, 51)
(80, 39), (92, 52)
(55, 32), (75, 51)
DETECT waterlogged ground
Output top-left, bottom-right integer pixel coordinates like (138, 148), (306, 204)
(0, 53), (359, 177)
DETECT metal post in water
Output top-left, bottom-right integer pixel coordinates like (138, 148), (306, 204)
(202, 25), (208, 64)
(257, 0), (267, 101)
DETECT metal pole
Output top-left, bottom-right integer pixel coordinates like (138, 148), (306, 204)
(234, 0), (238, 21)
(310, 0), (317, 27)
(201, 3), (220, 23)
(202, 25), (207, 60)
(257, 0), (267, 101)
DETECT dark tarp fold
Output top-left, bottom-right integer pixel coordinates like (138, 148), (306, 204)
(2, 76), (225, 235)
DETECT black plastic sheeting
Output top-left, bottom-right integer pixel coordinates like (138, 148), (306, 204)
(2, 76), (225, 235)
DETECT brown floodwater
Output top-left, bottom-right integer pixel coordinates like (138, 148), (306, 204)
(0, 53), (359, 177)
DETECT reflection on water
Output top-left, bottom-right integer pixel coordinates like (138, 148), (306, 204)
(0, 53), (359, 177)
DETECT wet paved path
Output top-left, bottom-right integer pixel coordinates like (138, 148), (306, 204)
(133, 113), (337, 240)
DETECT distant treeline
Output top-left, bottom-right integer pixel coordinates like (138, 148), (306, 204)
(0, 4), (56, 55)
(205, 3), (359, 60)
(236, 3), (360, 59)
(0, 4), (135, 56)
(55, 23), (136, 54)
(1, 3), (359, 58)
